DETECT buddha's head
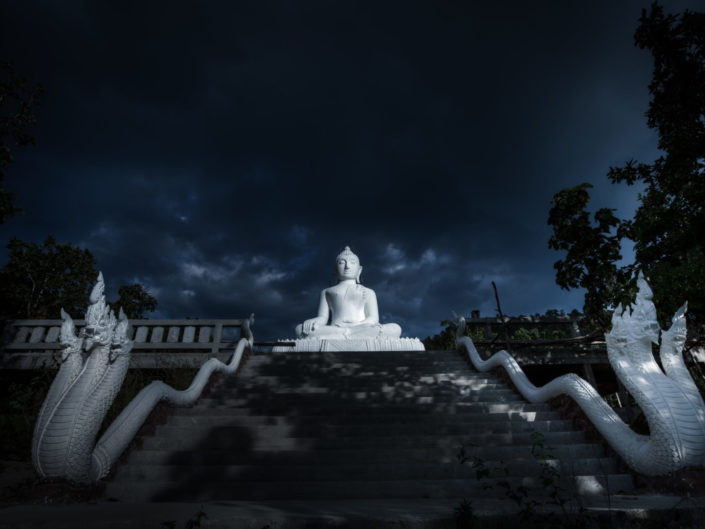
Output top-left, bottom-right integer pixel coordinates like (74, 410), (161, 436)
(336, 246), (362, 283)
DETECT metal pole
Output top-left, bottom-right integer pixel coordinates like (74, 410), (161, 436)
(491, 281), (511, 352)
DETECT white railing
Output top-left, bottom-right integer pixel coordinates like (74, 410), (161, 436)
(2, 318), (251, 368)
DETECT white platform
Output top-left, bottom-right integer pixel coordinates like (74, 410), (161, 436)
(272, 337), (425, 352)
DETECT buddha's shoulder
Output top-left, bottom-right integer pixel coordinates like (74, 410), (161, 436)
(323, 284), (375, 295)
(354, 285), (376, 299)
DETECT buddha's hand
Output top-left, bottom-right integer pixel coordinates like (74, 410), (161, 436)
(302, 318), (319, 335)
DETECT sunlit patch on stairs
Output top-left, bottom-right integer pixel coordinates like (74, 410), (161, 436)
(106, 349), (634, 503)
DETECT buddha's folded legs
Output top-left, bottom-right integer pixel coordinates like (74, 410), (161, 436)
(379, 323), (402, 338)
(297, 322), (402, 340)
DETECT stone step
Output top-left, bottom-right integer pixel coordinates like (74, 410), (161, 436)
(125, 443), (608, 466)
(215, 385), (513, 396)
(141, 427), (587, 451)
(220, 383), (515, 395)
(219, 384), (513, 396)
(165, 415), (575, 434)
(174, 408), (563, 423)
(191, 401), (555, 415)
(195, 391), (526, 410)
(239, 364), (477, 375)
(242, 359), (469, 369)
(113, 457), (620, 483)
(218, 374), (505, 387)
(195, 398), (530, 413)
(242, 367), (486, 378)
(106, 473), (634, 502)
(242, 353), (475, 365)
(224, 373), (510, 384)
(108, 347), (634, 508)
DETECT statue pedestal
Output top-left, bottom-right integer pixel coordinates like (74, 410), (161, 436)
(273, 337), (425, 352)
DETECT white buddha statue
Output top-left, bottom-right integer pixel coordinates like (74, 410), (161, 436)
(295, 246), (401, 340)
(275, 246), (424, 351)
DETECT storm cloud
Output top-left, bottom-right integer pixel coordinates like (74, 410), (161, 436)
(2, 1), (696, 340)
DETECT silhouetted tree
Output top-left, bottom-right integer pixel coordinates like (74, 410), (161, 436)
(0, 62), (43, 224)
(548, 3), (704, 335)
(0, 235), (157, 321)
(548, 183), (635, 330)
(423, 319), (459, 350)
(424, 309), (582, 350)
(0, 236), (97, 319)
(111, 284), (157, 319)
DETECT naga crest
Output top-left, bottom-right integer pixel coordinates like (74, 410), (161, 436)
(607, 272), (664, 347)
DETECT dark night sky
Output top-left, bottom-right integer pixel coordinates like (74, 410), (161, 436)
(1, 1), (700, 341)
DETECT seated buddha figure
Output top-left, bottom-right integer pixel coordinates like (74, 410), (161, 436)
(295, 246), (402, 340)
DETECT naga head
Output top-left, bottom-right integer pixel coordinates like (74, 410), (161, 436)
(109, 308), (134, 362)
(451, 311), (467, 342)
(59, 308), (83, 360)
(607, 272), (662, 347)
(83, 272), (115, 351)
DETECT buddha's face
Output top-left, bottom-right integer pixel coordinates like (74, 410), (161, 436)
(337, 255), (361, 282)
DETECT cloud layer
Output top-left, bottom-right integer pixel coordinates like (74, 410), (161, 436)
(2, 1), (694, 340)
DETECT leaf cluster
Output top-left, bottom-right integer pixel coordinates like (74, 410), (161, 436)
(0, 235), (97, 320)
(423, 319), (485, 350)
(548, 183), (636, 330)
(456, 432), (580, 525)
(0, 61), (43, 224)
(424, 310), (581, 350)
(0, 235), (157, 321)
(112, 283), (158, 319)
(0, 64), (157, 322)
(548, 3), (704, 336)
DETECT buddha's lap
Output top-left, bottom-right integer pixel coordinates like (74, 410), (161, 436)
(307, 322), (401, 338)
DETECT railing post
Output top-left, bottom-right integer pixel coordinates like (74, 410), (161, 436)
(211, 322), (223, 354)
(183, 326), (195, 343)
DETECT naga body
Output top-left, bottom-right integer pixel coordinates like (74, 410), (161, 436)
(32, 273), (253, 483)
(455, 273), (705, 476)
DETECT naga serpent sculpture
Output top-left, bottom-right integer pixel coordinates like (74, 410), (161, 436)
(455, 272), (705, 476)
(32, 272), (254, 483)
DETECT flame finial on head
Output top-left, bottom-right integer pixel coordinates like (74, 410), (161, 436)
(336, 246), (359, 262)
(608, 271), (660, 345)
(89, 272), (105, 305)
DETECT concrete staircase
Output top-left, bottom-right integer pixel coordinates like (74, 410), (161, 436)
(106, 349), (633, 505)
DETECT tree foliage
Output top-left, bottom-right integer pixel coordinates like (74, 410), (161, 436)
(423, 320), (461, 350)
(423, 320), (487, 350)
(548, 184), (635, 329)
(548, 3), (705, 335)
(0, 64), (158, 322)
(112, 284), (158, 319)
(0, 61), (43, 224)
(0, 235), (157, 321)
(0, 236), (97, 320)
(423, 309), (580, 350)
